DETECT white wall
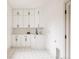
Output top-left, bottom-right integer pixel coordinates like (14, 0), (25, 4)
(7, 4), (12, 49)
(39, 0), (65, 59)
(8, 0), (49, 8)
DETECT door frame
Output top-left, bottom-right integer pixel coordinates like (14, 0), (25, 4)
(65, 1), (71, 59)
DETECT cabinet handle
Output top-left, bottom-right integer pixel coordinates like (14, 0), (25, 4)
(16, 38), (18, 42)
(25, 38), (27, 41)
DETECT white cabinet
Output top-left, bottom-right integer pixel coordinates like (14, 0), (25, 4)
(23, 9), (28, 27)
(12, 9), (42, 28)
(35, 9), (39, 27)
(30, 9), (35, 27)
(13, 16), (18, 28)
(13, 9), (24, 28)
(36, 35), (45, 49)
(13, 9), (18, 16)
(17, 35), (26, 47)
(17, 9), (23, 28)
(25, 35), (31, 47)
(16, 36), (21, 47)
(23, 16), (28, 27)
(18, 16), (23, 27)
(13, 16), (23, 28)
(31, 35), (45, 49)
(30, 35), (36, 49)
(13, 9), (23, 16)
(12, 35), (31, 48)
(12, 35), (17, 47)
(12, 35), (45, 49)
(18, 35), (31, 48)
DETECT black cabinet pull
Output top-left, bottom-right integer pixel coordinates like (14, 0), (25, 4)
(65, 35), (67, 39)
(16, 38), (18, 41)
(25, 38), (27, 41)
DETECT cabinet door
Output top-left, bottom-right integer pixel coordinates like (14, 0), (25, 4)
(30, 35), (36, 49)
(13, 9), (24, 28)
(37, 35), (45, 49)
(31, 35), (45, 49)
(35, 9), (40, 27)
(24, 16), (28, 27)
(13, 9), (19, 16)
(30, 9), (35, 27)
(13, 16), (19, 28)
(20, 35), (25, 47)
(12, 35), (17, 47)
(13, 9), (19, 28)
(18, 16), (23, 28)
(24, 9), (28, 27)
(16, 35), (21, 47)
(16, 35), (26, 47)
(18, 9), (24, 28)
(25, 35), (31, 48)
(35, 35), (45, 49)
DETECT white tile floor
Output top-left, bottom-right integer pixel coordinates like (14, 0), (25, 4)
(9, 48), (53, 59)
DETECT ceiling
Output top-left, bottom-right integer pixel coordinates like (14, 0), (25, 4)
(8, 0), (49, 8)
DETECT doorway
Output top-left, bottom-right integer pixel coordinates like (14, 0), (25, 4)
(65, 1), (71, 59)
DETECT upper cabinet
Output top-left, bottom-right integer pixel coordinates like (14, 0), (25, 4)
(13, 9), (24, 28)
(29, 9), (35, 27)
(13, 16), (18, 28)
(13, 9), (23, 16)
(23, 9), (28, 27)
(12, 8), (42, 28)
(35, 9), (39, 27)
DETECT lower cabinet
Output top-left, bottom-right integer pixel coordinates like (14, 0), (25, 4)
(12, 35), (45, 49)
(12, 35), (31, 48)
(31, 35), (45, 49)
